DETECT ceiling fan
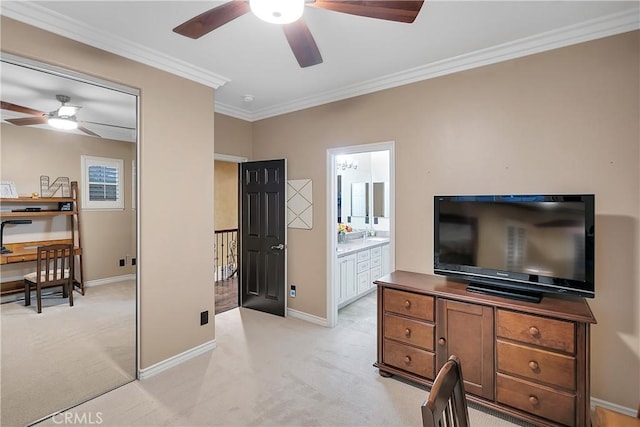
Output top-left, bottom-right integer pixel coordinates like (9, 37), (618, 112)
(2, 94), (105, 137)
(173, 0), (424, 68)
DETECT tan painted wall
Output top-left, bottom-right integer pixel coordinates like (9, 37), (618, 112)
(214, 113), (252, 159)
(0, 124), (136, 281)
(252, 32), (640, 409)
(1, 17), (216, 369)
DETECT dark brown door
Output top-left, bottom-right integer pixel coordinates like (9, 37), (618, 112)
(436, 299), (494, 400)
(239, 159), (286, 316)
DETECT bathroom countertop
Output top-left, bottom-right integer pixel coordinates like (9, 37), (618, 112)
(336, 237), (389, 257)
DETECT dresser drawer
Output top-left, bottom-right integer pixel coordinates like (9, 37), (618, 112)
(384, 313), (434, 351)
(370, 246), (382, 257)
(357, 260), (370, 273)
(383, 339), (435, 379)
(357, 249), (370, 262)
(384, 289), (434, 322)
(497, 373), (575, 426)
(497, 309), (575, 354)
(497, 340), (576, 390)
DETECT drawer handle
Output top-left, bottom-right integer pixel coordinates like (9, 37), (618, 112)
(528, 360), (539, 371)
(404, 356), (412, 365)
(438, 338), (446, 347)
(528, 395), (539, 406)
(404, 328), (411, 338)
(528, 326), (540, 338)
(404, 300), (411, 309)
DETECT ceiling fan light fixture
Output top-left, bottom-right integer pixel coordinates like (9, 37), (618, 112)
(58, 105), (77, 116)
(48, 115), (78, 130)
(250, 0), (304, 24)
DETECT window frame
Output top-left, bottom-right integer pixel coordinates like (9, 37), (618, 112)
(81, 155), (124, 210)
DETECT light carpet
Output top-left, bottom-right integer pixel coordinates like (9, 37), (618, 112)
(35, 291), (530, 426)
(1, 280), (136, 427)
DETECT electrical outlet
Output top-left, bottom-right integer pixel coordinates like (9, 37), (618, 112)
(290, 284), (296, 298)
(131, 257), (137, 266)
(200, 311), (208, 325)
(119, 258), (125, 267)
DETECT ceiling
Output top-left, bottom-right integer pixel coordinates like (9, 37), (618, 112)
(1, 1), (639, 130)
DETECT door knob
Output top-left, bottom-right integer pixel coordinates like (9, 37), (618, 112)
(270, 243), (285, 250)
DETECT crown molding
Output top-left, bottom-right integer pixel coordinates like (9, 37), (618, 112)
(0, 2), (230, 89)
(217, 6), (640, 121)
(214, 102), (254, 122)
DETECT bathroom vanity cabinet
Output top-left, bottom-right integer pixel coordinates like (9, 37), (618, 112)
(337, 239), (389, 308)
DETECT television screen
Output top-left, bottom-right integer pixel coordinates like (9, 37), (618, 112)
(434, 195), (595, 302)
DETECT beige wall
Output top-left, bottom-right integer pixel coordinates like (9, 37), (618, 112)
(214, 113), (252, 159)
(251, 31), (640, 409)
(1, 17), (216, 369)
(0, 124), (136, 281)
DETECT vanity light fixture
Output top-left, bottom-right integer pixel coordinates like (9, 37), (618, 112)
(336, 158), (358, 171)
(250, 0), (304, 24)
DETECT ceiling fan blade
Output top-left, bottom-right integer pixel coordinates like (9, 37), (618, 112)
(173, 0), (251, 39)
(83, 121), (136, 130)
(5, 116), (48, 126)
(283, 19), (323, 68)
(78, 126), (101, 137)
(308, 0), (424, 23)
(1, 101), (46, 116)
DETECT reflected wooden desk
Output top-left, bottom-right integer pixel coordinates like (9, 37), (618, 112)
(1, 239), (83, 295)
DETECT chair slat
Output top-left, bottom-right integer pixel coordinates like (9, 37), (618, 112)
(421, 355), (470, 427)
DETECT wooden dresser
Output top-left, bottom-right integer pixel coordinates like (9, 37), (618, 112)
(375, 270), (597, 427)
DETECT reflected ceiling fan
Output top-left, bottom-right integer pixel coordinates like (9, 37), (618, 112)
(173, 0), (424, 68)
(1, 94), (108, 137)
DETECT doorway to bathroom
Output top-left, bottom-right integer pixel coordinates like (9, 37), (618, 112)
(326, 141), (395, 328)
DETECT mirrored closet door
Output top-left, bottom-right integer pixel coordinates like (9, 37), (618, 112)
(0, 54), (138, 426)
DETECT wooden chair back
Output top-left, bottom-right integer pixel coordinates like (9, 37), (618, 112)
(422, 355), (470, 427)
(24, 244), (74, 313)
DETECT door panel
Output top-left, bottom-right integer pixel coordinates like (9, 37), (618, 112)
(437, 299), (494, 400)
(247, 193), (260, 236)
(240, 159), (286, 316)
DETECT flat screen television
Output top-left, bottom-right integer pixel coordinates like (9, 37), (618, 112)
(434, 194), (595, 302)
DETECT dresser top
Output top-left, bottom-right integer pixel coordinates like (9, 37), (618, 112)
(375, 270), (597, 324)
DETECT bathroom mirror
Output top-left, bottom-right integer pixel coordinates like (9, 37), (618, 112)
(0, 54), (138, 426)
(351, 182), (369, 217)
(373, 181), (389, 218)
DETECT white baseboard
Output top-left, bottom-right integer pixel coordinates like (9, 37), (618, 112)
(591, 397), (638, 417)
(287, 308), (329, 327)
(85, 274), (136, 287)
(138, 340), (216, 380)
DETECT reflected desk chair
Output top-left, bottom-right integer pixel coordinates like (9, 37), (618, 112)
(24, 244), (74, 314)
